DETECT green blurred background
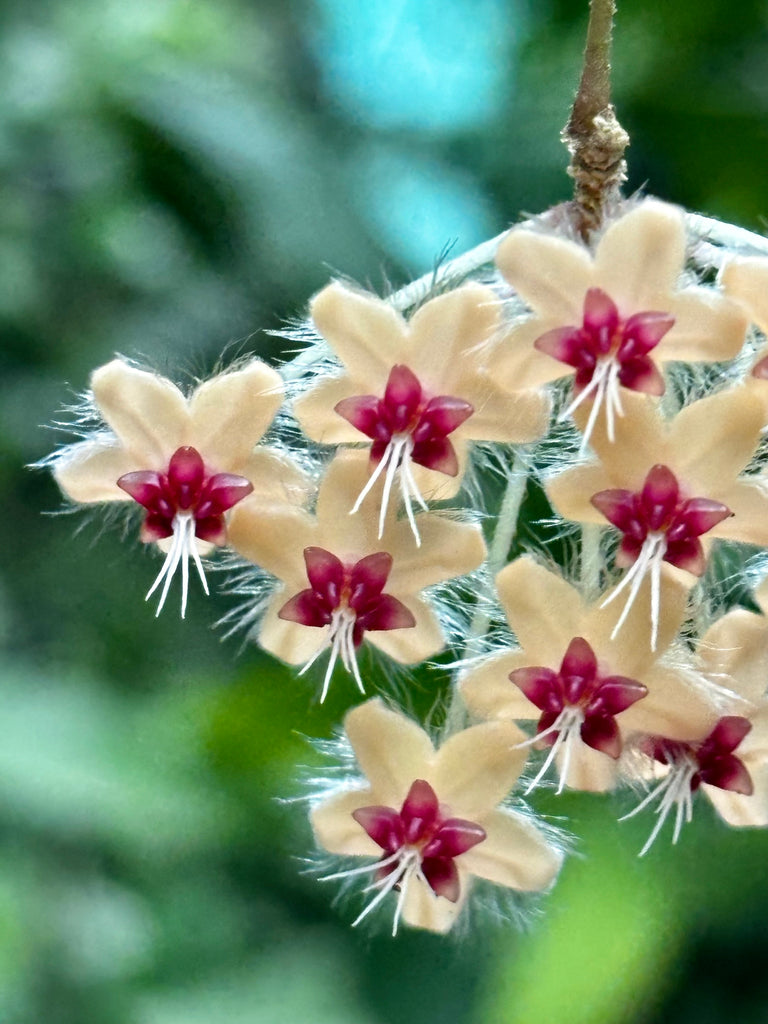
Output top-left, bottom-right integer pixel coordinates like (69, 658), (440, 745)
(6, 0), (768, 1021)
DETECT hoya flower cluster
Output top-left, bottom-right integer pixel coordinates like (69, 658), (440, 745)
(48, 197), (768, 935)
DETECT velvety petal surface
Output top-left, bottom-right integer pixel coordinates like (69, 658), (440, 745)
(91, 360), (189, 465)
(406, 284), (500, 389)
(431, 721), (527, 819)
(400, 875), (465, 934)
(344, 699), (435, 808)
(593, 200), (685, 310)
(460, 809), (563, 890)
(721, 257), (768, 333)
(310, 787), (379, 856)
(310, 282), (407, 383)
(495, 230), (593, 321)
(188, 361), (283, 471)
(663, 288), (747, 363)
(53, 442), (139, 503)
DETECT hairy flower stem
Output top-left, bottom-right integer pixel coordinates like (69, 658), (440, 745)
(564, 0), (629, 238)
(446, 460), (528, 738)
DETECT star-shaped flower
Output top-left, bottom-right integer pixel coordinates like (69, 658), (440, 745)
(494, 199), (747, 448)
(293, 282), (551, 543)
(460, 557), (719, 793)
(311, 698), (563, 934)
(227, 452), (485, 700)
(624, 587), (768, 851)
(545, 386), (768, 647)
(52, 358), (303, 615)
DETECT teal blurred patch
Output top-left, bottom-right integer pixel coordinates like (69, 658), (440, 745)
(312, 0), (523, 131)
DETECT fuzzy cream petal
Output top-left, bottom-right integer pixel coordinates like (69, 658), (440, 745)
(386, 516), (485, 591)
(573, 390), (670, 486)
(293, 375), (366, 445)
(620, 666), (720, 742)
(704, 765), (768, 828)
(91, 360), (189, 465)
(494, 557), (593, 660)
(559, 744), (618, 792)
(53, 442), (138, 503)
(236, 449), (312, 506)
(594, 200), (685, 310)
(460, 809), (563, 890)
(663, 289), (747, 363)
(706, 481), (768, 547)
(495, 230), (593, 321)
(370, 596), (445, 664)
(492, 319), (575, 390)
(458, 379), (552, 443)
(460, 651), (546, 722)
(672, 388), (764, 491)
(259, 599), (328, 665)
(310, 282), (407, 383)
(699, 609), (768, 705)
(344, 699), (436, 808)
(721, 258), (768, 331)
(431, 721), (527, 819)
(188, 362), (283, 472)
(310, 788), (379, 856)
(227, 506), (316, 586)
(401, 875), (465, 933)
(545, 465), (613, 524)
(406, 284), (501, 390)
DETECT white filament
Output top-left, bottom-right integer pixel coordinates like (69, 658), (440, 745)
(601, 531), (666, 651)
(559, 356), (625, 453)
(518, 705), (586, 795)
(299, 606), (365, 703)
(349, 433), (427, 546)
(145, 512), (209, 618)
(320, 847), (427, 936)
(620, 757), (697, 856)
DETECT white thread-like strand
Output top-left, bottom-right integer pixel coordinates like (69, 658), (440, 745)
(619, 758), (697, 856)
(601, 532), (667, 650)
(299, 607), (365, 702)
(145, 512), (209, 618)
(349, 434), (426, 546)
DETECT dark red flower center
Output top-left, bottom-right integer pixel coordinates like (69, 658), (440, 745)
(117, 445), (253, 546)
(277, 547), (415, 700)
(591, 463), (732, 577)
(352, 779), (486, 904)
(625, 717), (753, 855)
(535, 287), (674, 397)
(640, 716), (753, 796)
(334, 364), (474, 478)
(510, 636), (647, 773)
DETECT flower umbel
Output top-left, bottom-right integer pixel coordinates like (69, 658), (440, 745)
(312, 699), (563, 934)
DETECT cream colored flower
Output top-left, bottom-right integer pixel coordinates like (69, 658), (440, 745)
(618, 589), (768, 853)
(227, 452), (485, 700)
(52, 358), (302, 615)
(495, 199), (747, 448)
(545, 386), (768, 647)
(460, 556), (718, 793)
(311, 698), (564, 934)
(293, 281), (551, 543)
